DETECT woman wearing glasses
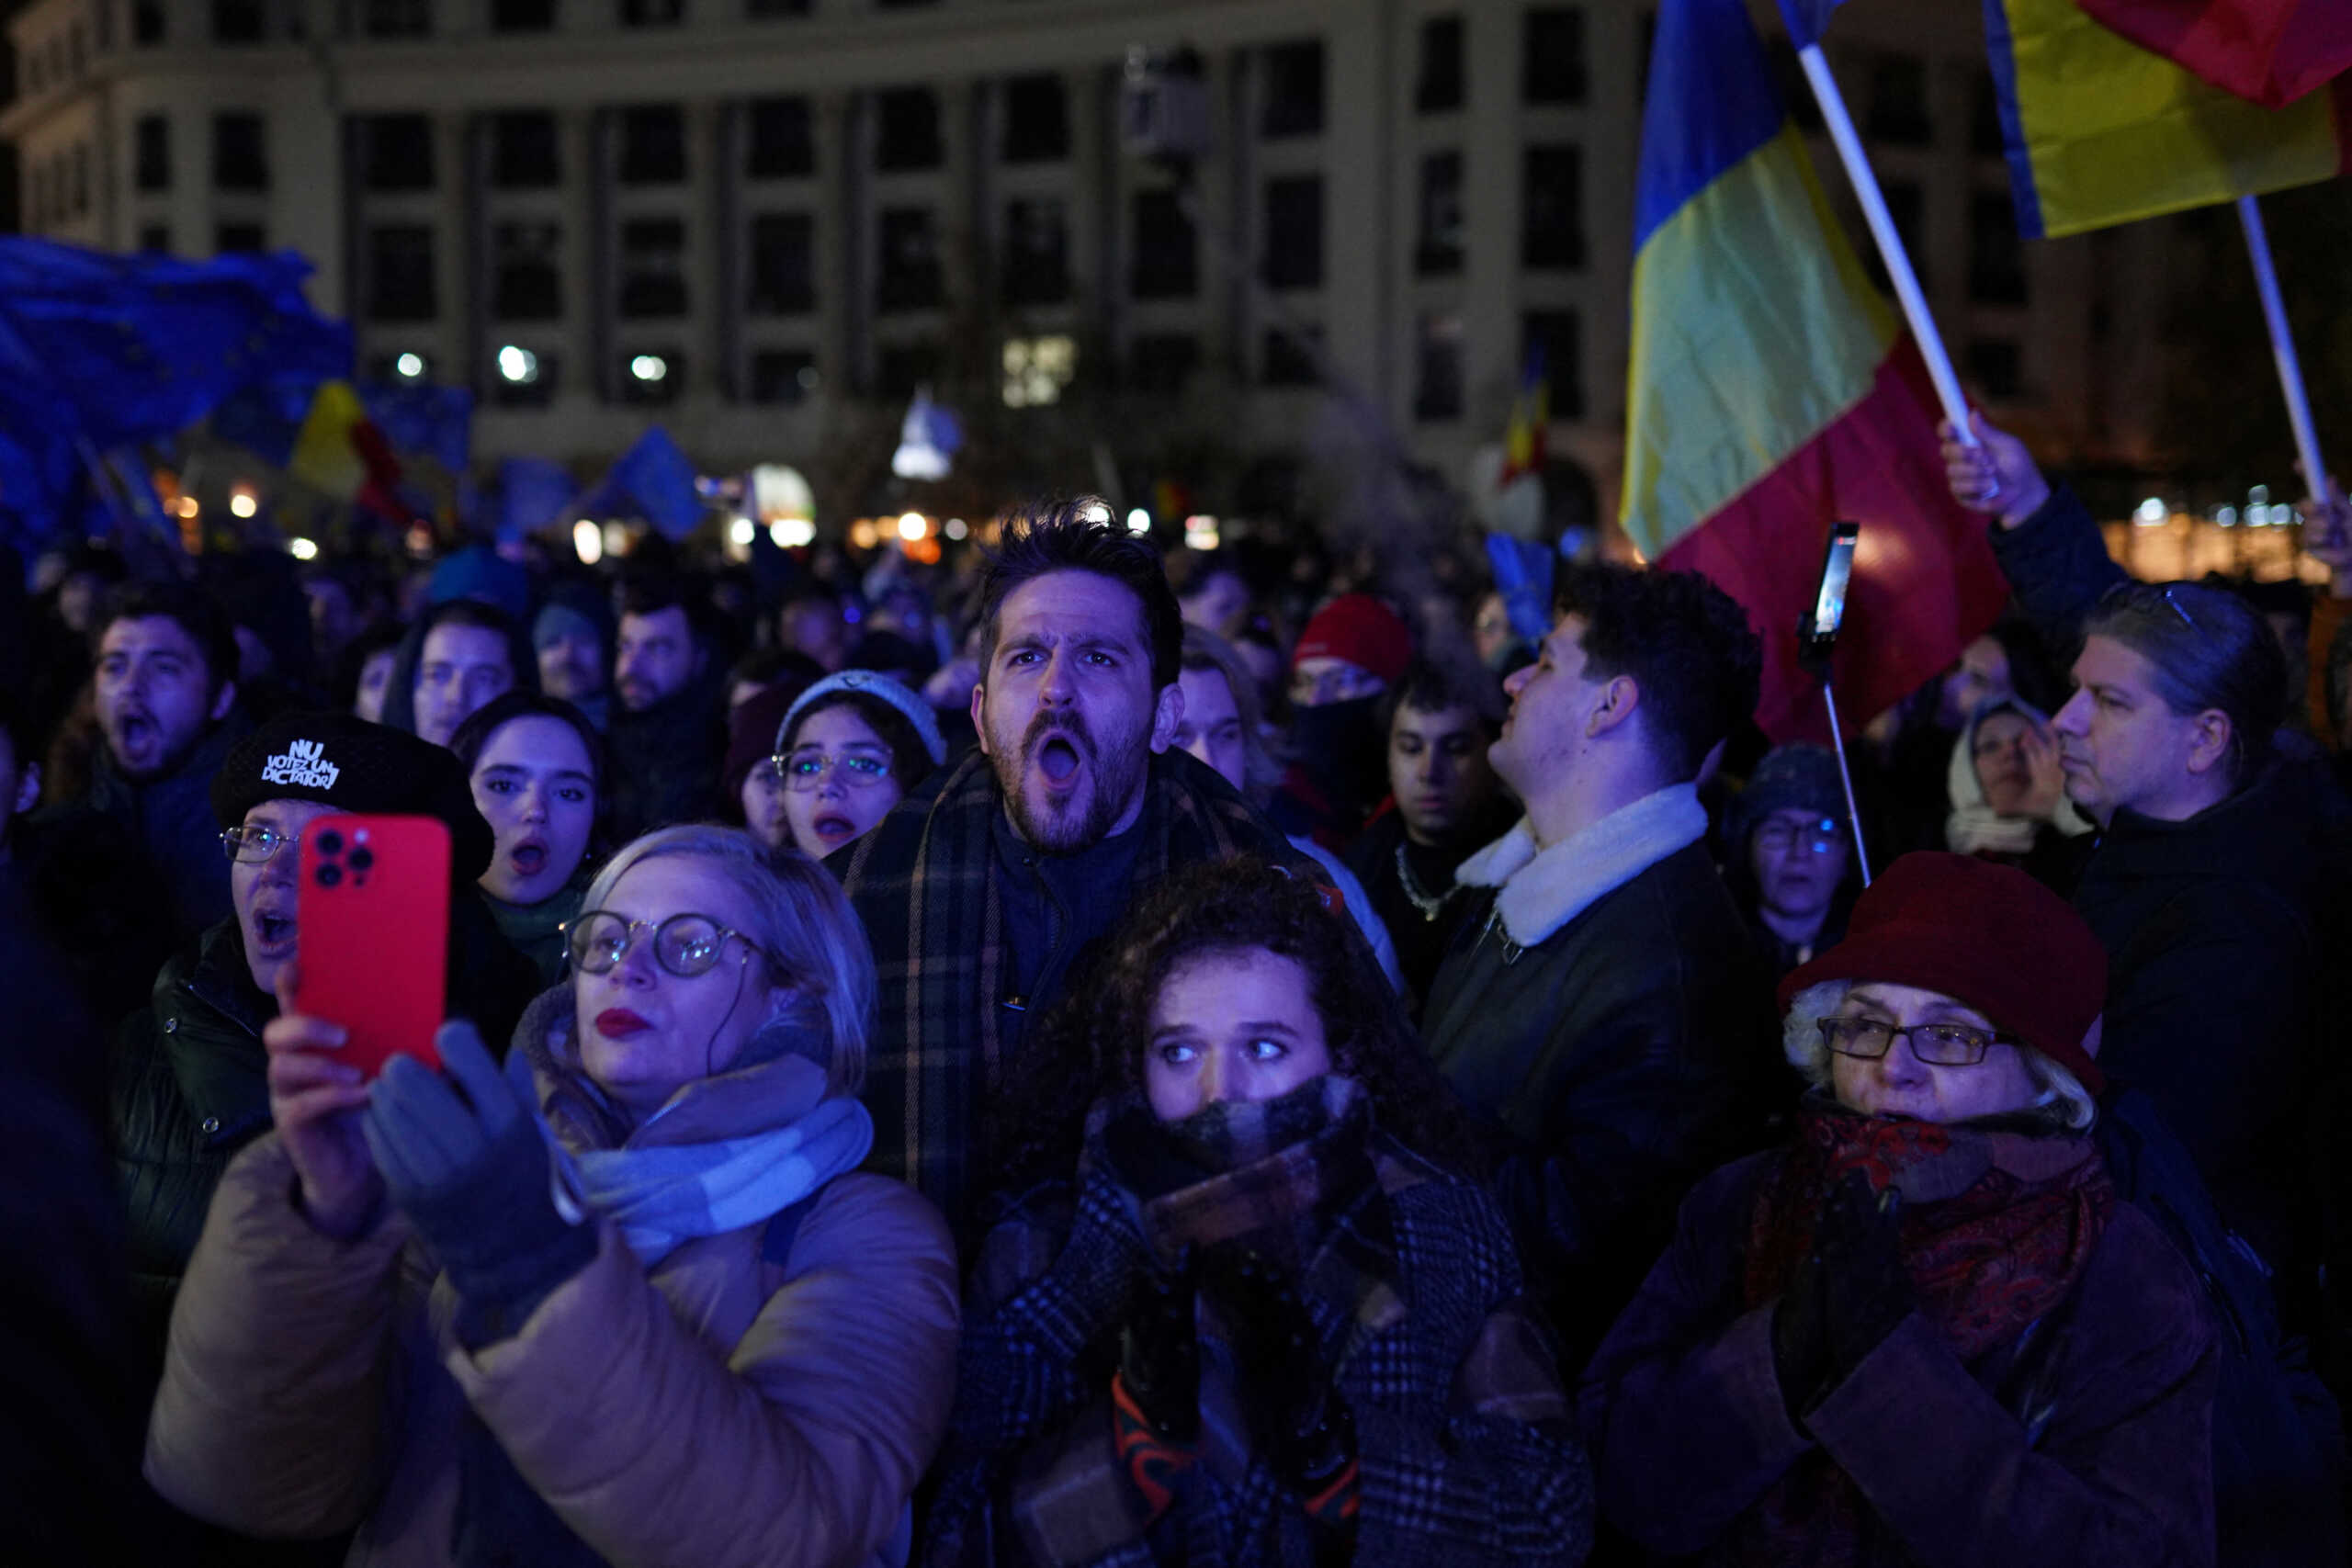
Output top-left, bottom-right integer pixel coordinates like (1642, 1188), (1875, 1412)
(145, 824), (959, 1568)
(766, 671), (946, 860)
(1579, 852), (2215, 1566)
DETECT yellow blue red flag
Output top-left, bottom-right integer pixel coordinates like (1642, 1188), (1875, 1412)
(1625, 0), (2007, 737)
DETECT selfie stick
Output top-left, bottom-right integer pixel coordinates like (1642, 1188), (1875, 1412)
(1799, 523), (1872, 888)
(1817, 681), (1871, 889)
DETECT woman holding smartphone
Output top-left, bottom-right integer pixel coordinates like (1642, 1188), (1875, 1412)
(145, 825), (959, 1568)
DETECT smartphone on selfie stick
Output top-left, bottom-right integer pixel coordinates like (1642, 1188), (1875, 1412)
(1797, 523), (1873, 887)
(293, 814), (451, 1077)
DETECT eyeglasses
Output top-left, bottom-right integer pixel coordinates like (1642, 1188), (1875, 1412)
(1816, 1015), (2019, 1067)
(220, 825), (297, 863)
(562, 910), (765, 978)
(1756, 818), (1841, 855)
(776, 750), (892, 792)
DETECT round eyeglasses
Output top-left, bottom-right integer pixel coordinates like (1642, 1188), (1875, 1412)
(1816, 1015), (2019, 1068)
(220, 824), (297, 864)
(776, 750), (892, 792)
(1756, 818), (1841, 856)
(562, 910), (765, 978)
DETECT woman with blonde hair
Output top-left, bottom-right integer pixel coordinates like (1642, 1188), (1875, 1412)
(146, 825), (959, 1567)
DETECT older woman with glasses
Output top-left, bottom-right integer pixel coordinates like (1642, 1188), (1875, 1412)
(762, 671), (945, 860)
(144, 825), (959, 1568)
(1579, 852), (2217, 1567)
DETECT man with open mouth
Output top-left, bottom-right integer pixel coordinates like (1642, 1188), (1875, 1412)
(835, 498), (1321, 1239)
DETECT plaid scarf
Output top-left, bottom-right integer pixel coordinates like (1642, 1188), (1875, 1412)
(1736, 1099), (2115, 1564)
(840, 746), (1300, 1234)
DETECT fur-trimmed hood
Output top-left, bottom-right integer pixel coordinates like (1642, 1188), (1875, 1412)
(1455, 784), (1710, 948)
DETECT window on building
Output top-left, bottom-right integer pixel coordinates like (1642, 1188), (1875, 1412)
(136, 116), (172, 191)
(1260, 39), (1324, 139)
(747, 213), (814, 313)
(139, 224), (173, 253)
(1132, 187), (1196, 299)
(876, 340), (941, 399)
(1001, 73), (1069, 164)
(1417, 152), (1463, 276)
(746, 0), (809, 17)
(1126, 333), (1197, 395)
(491, 113), (560, 186)
(1001, 197), (1069, 307)
(1522, 309), (1584, 419)
(1521, 144), (1583, 269)
(619, 348), (682, 404)
(214, 113), (269, 190)
(1262, 175), (1322, 290)
(1969, 189), (2028, 303)
(1865, 180), (1925, 292)
(134, 0), (166, 45)
(212, 0), (266, 43)
(68, 23), (85, 73)
(1415, 311), (1464, 422)
(1866, 53), (1932, 145)
(1770, 50), (1823, 130)
(876, 207), (942, 311)
(1261, 327), (1321, 387)
(491, 0), (555, 29)
(360, 114), (435, 191)
(746, 97), (813, 178)
(618, 218), (687, 316)
(750, 349), (817, 403)
(72, 144), (89, 213)
(46, 38), (64, 86)
(617, 106), (685, 184)
(490, 344), (557, 406)
(1964, 338), (2022, 399)
(24, 47), (41, 94)
(1972, 71), (2008, 157)
(492, 221), (562, 319)
(1524, 8), (1588, 105)
(621, 0), (682, 25)
(216, 222), (266, 253)
(1001, 334), (1075, 408)
(363, 0), (432, 37)
(1418, 16), (1464, 113)
(875, 87), (942, 171)
(366, 226), (436, 321)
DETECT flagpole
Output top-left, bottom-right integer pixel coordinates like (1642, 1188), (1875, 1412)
(1794, 44), (1977, 448)
(2237, 194), (2335, 510)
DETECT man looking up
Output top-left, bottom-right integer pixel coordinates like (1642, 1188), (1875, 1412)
(838, 499), (1305, 1233)
(605, 575), (725, 839)
(69, 582), (248, 946)
(1422, 563), (1775, 1363)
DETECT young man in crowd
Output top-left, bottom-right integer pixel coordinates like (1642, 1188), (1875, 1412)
(1421, 563), (1777, 1363)
(54, 583), (250, 949)
(605, 576), (727, 840)
(837, 500), (1304, 1235)
(1275, 592), (1416, 847)
(533, 590), (613, 730)
(778, 581), (851, 674)
(1343, 657), (1514, 1009)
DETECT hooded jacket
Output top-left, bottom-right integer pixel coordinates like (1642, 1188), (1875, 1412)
(143, 987), (961, 1568)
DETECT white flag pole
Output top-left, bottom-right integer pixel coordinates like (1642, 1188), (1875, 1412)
(1795, 44), (1977, 447)
(2237, 194), (2335, 511)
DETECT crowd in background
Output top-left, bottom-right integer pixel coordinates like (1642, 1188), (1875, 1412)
(4, 406), (2351, 1566)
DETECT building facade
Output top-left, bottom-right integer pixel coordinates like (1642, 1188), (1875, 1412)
(0, 0), (2171, 508)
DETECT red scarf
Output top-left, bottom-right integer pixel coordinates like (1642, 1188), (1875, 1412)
(1736, 1100), (2116, 1562)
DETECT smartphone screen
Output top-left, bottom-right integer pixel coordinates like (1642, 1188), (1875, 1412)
(293, 814), (450, 1077)
(1809, 523), (1860, 642)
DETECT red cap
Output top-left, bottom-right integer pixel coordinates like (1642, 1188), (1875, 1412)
(1779, 852), (2108, 1094)
(1292, 594), (1413, 684)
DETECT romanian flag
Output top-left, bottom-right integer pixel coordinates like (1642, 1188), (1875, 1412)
(1500, 355), (1549, 486)
(1624, 0), (2007, 739)
(1987, 0), (2352, 239)
(2077, 0), (2352, 109)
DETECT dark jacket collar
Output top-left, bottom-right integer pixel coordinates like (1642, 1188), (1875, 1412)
(155, 918), (276, 1145)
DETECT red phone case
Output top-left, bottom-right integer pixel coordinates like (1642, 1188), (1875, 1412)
(293, 813), (450, 1077)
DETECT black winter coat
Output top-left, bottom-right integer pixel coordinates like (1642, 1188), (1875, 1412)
(1422, 840), (1781, 1364)
(604, 679), (727, 841)
(62, 712), (250, 951)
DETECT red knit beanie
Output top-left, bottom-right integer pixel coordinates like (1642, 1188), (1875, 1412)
(1779, 852), (2108, 1094)
(1291, 594), (1413, 684)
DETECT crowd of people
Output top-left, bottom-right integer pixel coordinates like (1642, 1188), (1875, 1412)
(5, 406), (2351, 1566)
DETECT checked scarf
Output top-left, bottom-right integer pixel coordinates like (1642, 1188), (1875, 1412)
(839, 746), (1304, 1234)
(1737, 1099), (2116, 1564)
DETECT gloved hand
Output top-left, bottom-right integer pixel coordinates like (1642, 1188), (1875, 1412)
(1113, 1252), (1201, 1521)
(362, 1022), (594, 1345)
(1772, 1171), (1913, 1417)
(1202, 1248), (1357, 1520)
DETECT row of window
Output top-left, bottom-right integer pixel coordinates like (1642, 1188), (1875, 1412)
(25, 144), (94, 230)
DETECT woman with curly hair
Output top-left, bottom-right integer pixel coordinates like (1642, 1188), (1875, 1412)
(924, 855), (1592, 1568)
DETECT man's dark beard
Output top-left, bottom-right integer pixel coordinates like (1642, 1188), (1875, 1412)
(109, 710), (208, 783)
(992, 707), (1148, 853)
